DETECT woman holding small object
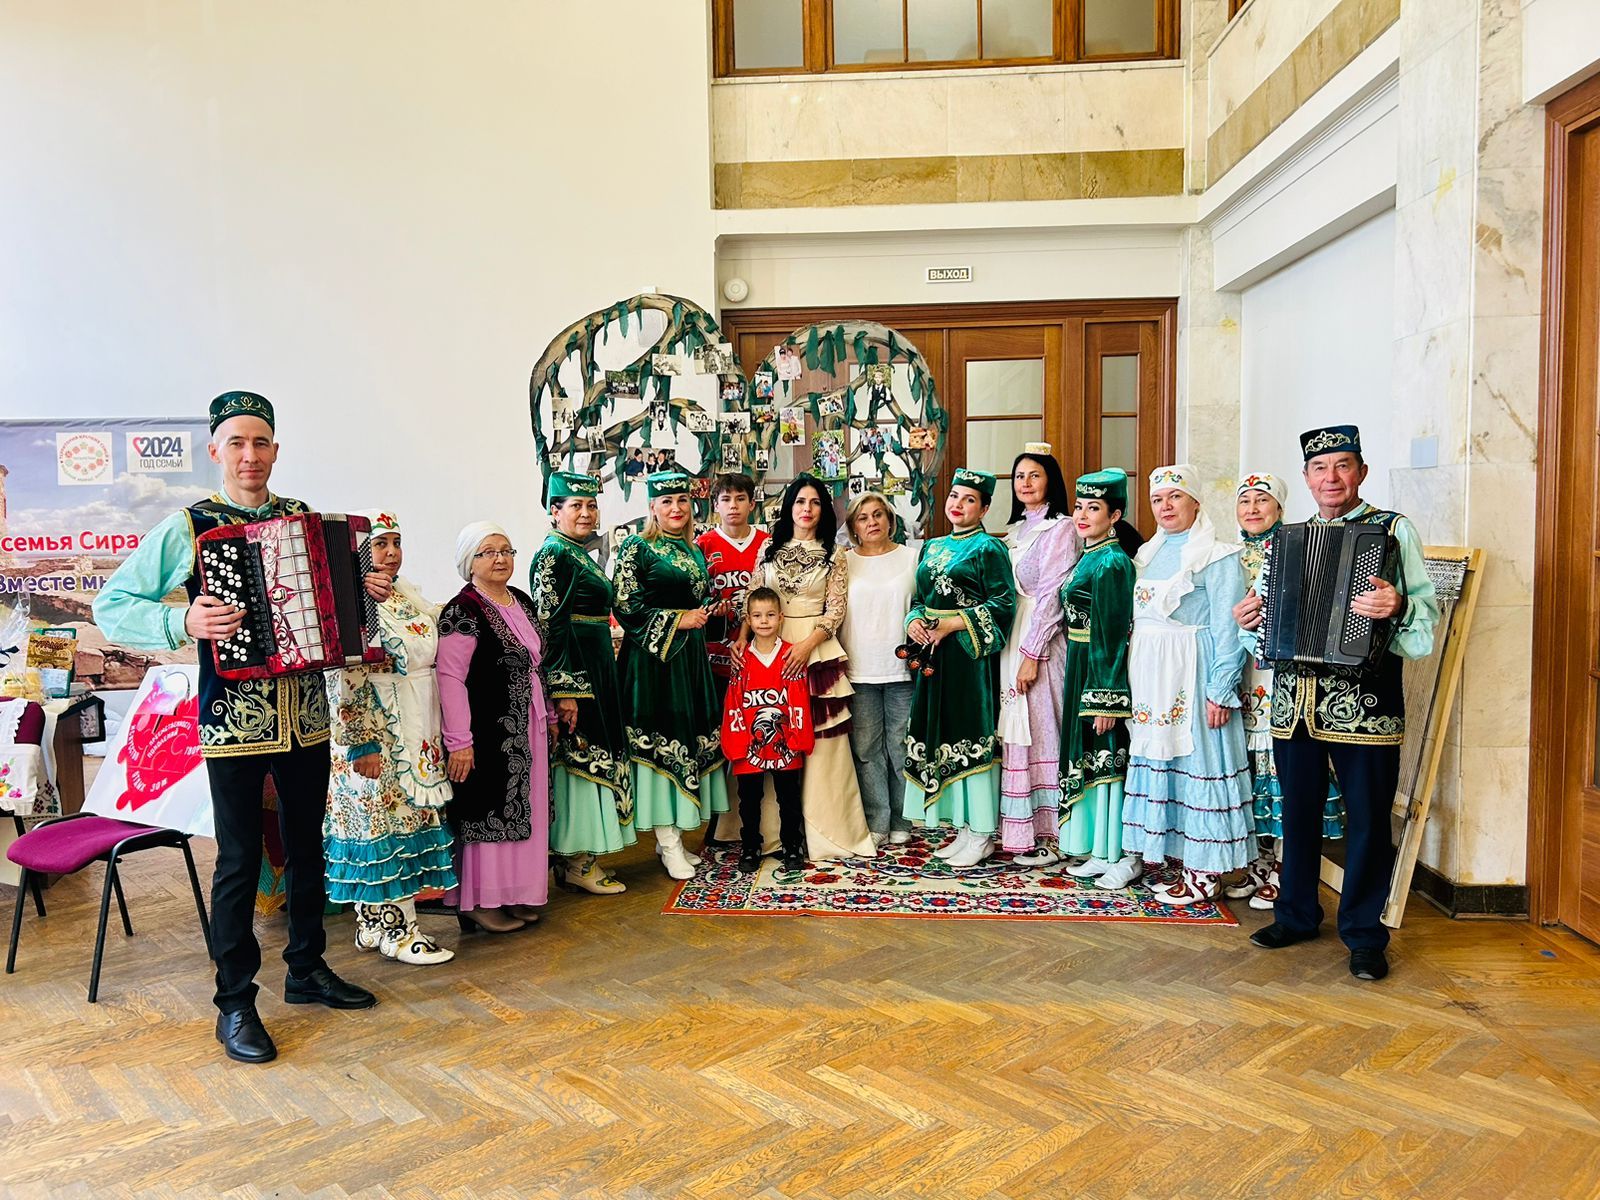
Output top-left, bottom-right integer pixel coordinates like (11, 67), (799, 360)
(901, 469), (1017, 868)
(528, 471), (635, 897)
(437, 523), (554, 933)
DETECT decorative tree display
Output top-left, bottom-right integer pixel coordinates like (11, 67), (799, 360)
(737, 321), (948, 537)
(528, 293), (742, 515)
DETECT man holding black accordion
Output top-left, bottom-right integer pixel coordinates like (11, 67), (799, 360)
(1233, 425), (1439, 982)
(95, 391), (388, 1062)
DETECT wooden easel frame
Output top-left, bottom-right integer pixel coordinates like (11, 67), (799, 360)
(1318, 545), (1485, 926)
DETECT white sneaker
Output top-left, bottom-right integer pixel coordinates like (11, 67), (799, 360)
(1094, 856), (1144, 889)
(947, 834), (995, 868)
(888, 829), (912, 845)
(1013, 847), (1064, 868)
(654, 826), (696, 881)
(1066, 856), (1114, 878)
(871, 832), (888, 849)
(933, 828), (973, 860)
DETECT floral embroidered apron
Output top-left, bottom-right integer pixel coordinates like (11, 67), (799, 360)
(366, 605), (450, 809)
(1126, 572), (1198, 762)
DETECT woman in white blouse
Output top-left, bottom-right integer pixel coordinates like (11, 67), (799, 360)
(840, 491), (919, 847)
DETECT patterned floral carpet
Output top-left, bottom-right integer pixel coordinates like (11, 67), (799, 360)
(663, 830), (1238, 925)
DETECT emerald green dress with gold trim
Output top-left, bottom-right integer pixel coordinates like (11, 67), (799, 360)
(612, 532), (730, 830)
(1056, 534), (1136, 861)
(529, 531), (637, 857)
(900, 526), (1017, 834)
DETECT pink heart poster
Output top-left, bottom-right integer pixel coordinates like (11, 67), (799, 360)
(84, 667), (214, 837)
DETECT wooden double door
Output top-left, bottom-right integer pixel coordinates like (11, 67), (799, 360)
(720, 300), (1176, 537)
(1534, 75), (1600, 943)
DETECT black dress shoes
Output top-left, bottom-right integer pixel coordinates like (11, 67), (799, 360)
(1349, 948), (1390, 981)
(1250, 921), (1320, 950)
(216, 1008), (277, 1063)
(284, 966), (378, 1009)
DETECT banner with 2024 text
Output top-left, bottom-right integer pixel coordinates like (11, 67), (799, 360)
(0, 418), (219, 689)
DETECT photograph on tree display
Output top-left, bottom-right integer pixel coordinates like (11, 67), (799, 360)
(529, 293), (733, 534)
(717, 411), (751, 435)
(698, 343), (736, 375)
(743, 320), (947, 538)
(753, 372), (775, 400)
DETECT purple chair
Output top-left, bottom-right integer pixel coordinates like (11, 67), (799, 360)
(6, 813), (212, 1002)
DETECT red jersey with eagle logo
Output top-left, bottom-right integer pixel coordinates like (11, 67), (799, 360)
(720, 640), (814, 775)
(696, 526), (769, 679)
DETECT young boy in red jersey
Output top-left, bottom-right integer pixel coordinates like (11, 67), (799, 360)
(721, 588), (813, 873)
(696, 473), (769, 683)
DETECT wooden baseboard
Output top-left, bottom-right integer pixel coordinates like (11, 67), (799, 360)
(1410, 861), (1528, 919)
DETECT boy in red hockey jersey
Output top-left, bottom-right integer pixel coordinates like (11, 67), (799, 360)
(721, 587), (813, 874)
(697, 473), (769, 682)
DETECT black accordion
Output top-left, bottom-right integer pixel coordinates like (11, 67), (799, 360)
(1257, 522), (1401, 671)
(195, 512), (385, 680)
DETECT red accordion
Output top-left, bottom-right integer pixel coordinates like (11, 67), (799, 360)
(195, 512), (385, 680)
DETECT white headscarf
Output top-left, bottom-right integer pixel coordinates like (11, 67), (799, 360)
(1235, 471), (1288, 511)
(454, 521), (510, 582)
(1134, 465), (1239, 617)
(354, 509), (437, 615)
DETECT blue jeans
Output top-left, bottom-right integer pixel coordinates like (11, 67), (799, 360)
(849, 680), (914, 836)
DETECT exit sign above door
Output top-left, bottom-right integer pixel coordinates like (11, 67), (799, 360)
(925, 266), (973, 283)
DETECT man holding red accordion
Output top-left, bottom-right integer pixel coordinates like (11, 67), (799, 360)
(1233, 425), (1439, 983)
(95, 391), (389, 1062)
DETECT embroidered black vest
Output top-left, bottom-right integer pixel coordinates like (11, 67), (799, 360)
(1269, 507), (1407, 746)
(185, 495), (330, 759)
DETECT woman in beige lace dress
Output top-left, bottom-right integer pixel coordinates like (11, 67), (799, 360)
(716, 475), (876, 863)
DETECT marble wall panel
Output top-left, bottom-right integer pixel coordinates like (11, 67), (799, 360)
(1207, 0), (1344, 135)
(1473, 169), (1546, 318)
(1457, 602), (1535, 747)
(1391, 322), (1470, 463)
(711, 83), (746, 162)
(1456, 745), (1531, 884)
(1389, 464), (1468, 544)
(738, 82), (846, 162)
(1468, 314), (1540, 465)
(1394, 188), (1474, 338)
(828, 77), (953, 160)
(1395, 25), (1478, 207)
(1465, 461), (1538, 607)
(946, 71), (1066, 157)
(1063, 68), (1186, 152)
(1399, 0), (1475, 66)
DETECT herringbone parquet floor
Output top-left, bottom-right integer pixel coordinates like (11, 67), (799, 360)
(1, 837), (1597, 1200)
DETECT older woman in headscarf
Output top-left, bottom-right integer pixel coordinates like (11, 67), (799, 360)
(436, 521), (554, 933)
(324, 509), (456, 964)
(1224, 471), (1343, 911)
(612, 471), (729, 880)
(1120, 465), (1255, 904)
(528, 471), (635, 896)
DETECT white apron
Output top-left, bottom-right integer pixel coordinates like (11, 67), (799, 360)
(366, 602), (451, 810)
(996, 518), (1055, 747)
(1126, 572), (1198, 762)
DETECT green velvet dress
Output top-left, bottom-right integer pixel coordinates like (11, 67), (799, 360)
(1056, 535), (1136, 861)
(612, 532), (730, 830)
(528, 531), (637, 858)
(900, 527), (1017, 834)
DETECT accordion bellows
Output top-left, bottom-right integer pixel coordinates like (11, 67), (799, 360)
(196, 513), (385, 680)
(1258, 522), (1401, 671)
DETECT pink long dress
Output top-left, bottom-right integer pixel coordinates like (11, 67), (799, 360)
(437, 591), (552, 910)
(998, 509), (1081, 854)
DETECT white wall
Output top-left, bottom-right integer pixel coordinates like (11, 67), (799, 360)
(1523, 0), (1600, 103)
(1239, 210), (1397, 517)
(0, 1), (717, 602)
